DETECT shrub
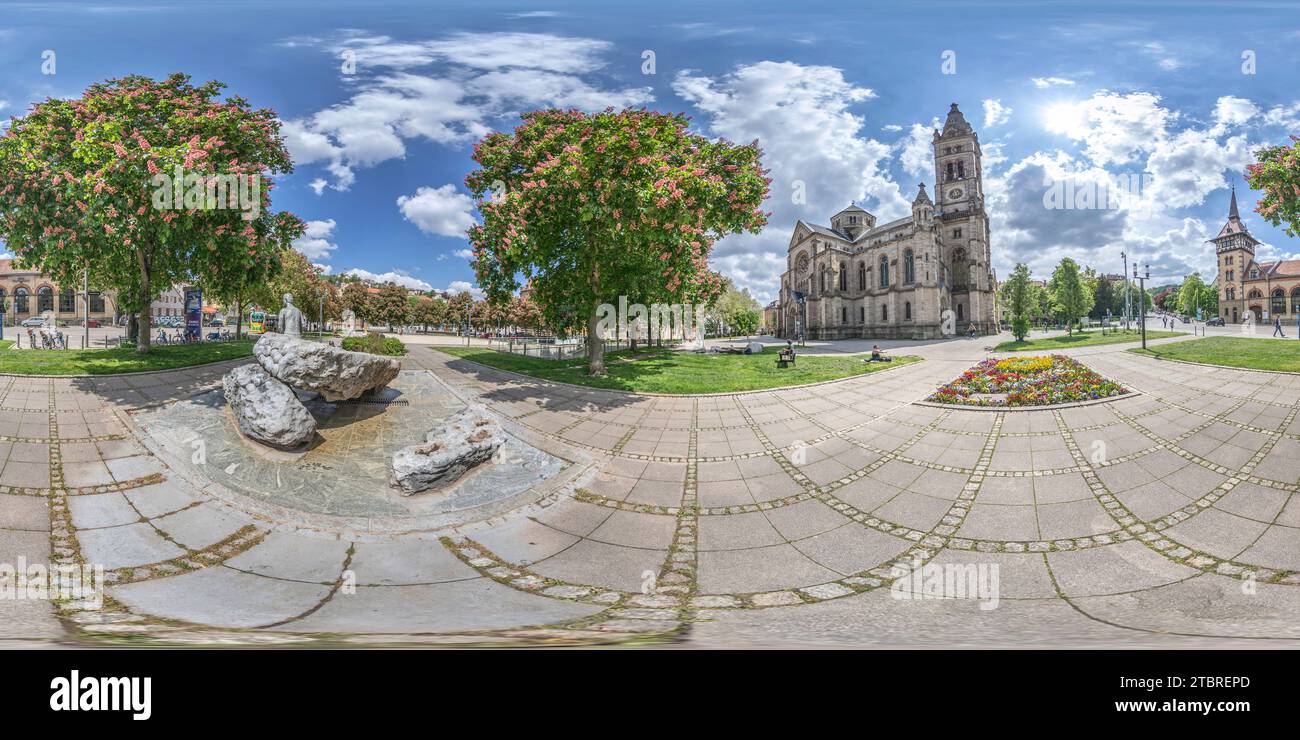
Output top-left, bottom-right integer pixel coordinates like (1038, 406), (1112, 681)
(342, 332), (406, 356)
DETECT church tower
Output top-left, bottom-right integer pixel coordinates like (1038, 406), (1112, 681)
(1211, 185), (1260, 324)
(932, 103), (993, 330)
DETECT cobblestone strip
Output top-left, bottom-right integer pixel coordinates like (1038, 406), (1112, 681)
(1053, 409), (1294, 586)
(441, 535), (632, 606)
(1107, 404), (1300, 529)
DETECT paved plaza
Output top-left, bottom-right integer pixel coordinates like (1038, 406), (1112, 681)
(3, 332), (1300, 647)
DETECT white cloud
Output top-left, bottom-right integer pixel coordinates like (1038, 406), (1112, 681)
(1211, 96), (1258, 132)
(1045, 91), (1173, 167)
(313, 263), (332, 274)
(897, 122), (936, 178)
(283, 32), (653, 191)
(674, 61), (909, 303)
(1031, 77), (1076, 88)
(292, 219), (340, 260)
(982, 98), (1012, 127)
(1263, 101), (1300, 129)
(1143, 130), (1252, 209)
(342, 267), (433, 291)
(881, 124), (903, 132)
(396, 184), (476, 237)
(453, 248), (475, 259)
(444, 280), (485, 299)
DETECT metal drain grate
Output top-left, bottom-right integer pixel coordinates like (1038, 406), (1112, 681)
(334, 398), (410, 406)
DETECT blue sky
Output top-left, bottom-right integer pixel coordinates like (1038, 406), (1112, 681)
(2, 0), (1299, 302)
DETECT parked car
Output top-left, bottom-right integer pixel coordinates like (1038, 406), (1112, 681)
(86, 319), (101, 328)
(1206, 317), (1225, 326)
(20, 317), (47, 327)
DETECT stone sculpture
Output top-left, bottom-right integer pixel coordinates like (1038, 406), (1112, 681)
(222, 364), (317, 449)
(253, 333), (400, 402)
(390, 405), (504, 495)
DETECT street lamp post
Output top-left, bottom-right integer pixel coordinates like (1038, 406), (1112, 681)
(318, 292), (324, 340)
(1121, 250), (1130, 331)
(83, 269), (90, 350)
(1134, 262), (1150, 350)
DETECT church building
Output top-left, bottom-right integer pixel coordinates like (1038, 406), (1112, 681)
(776, 103), (997, 340)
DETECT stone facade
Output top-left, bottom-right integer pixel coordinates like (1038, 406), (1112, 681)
(0, 259), (116, 326)
(1214, 188), (1300, 325)
(776, 103), (996, 340)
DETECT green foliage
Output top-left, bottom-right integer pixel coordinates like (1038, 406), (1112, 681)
(1000, 263), (1033, 341)
(341, 332), (406, 356)
(708, 279), (763, 337)
(368, 283), (409, 328)
(1175, 272), (1218, 318)
(1247, 138), (1300, 237)
(0, 73), (304, 354)
(465, 108), (770, 374)
(1050, 257), (1093, 334)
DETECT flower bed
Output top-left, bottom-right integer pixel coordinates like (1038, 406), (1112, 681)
(927, 355), (1128, 407)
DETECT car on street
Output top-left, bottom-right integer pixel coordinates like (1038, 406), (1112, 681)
(1206, 317), (1225, 326)
(20, 317), (48, 327)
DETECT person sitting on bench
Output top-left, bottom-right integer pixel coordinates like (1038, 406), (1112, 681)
(867, 344), (892, 362)
(776, 341), (796, 367)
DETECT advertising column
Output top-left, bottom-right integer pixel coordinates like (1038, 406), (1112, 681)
(184, 286), (202, 342)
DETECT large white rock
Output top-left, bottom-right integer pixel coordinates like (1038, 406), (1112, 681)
(254, 333), (400, 402)
(223, 364), (317, 450)
(390, 405), (504, 495)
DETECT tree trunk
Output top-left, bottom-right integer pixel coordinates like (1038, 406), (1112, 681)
(136, 252), (152, 354)
(234, 297), (243, 340)
(586, 304), (606, 376)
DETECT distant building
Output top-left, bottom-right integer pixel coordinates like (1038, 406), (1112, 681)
(763, 299), (780, 333)
(776, 103), (996, 339)
(1213, 187), (1300, 324)
(0, 259), (115, 325)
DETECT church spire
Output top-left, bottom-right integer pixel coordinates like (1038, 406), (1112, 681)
(941, 102), (972, 136)
(1228, 183), (1240, 220)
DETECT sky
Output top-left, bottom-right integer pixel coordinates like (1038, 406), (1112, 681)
(1, 0), (1298, 303)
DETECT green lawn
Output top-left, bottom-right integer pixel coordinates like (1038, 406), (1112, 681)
(0, 339), (254, 375)
(433, 345), (919, 394)
(994, 329), (1184, 352)
(1129, 336), (1300, 372)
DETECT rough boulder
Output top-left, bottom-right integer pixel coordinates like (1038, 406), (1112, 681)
(390, 405), (504, 495)
(222, 364), (317, 450)
(254, 333), (400, 402)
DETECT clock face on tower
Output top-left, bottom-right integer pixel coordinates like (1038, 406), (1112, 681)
(949, 188), (963, 199)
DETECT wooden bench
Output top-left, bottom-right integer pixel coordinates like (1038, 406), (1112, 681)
(776, 348), (796, 368)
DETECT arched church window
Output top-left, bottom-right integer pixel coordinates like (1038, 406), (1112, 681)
(904, 250), (915, 284)
(14, 287), (28, 313)
(879, 256), (889, 288)
(881, 304), (888, 321)
(905, 301), (912, 320)
(1272, 289), (1286, 317)
(858, 262), (866, 290)
(839, 262), (846, 291)
(37, 286), (54, 313)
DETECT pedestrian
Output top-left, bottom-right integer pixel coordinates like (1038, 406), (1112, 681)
(1273, 316), (1285, 338)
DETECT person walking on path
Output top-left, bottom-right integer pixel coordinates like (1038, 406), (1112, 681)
(1273, 316), (1285, 337)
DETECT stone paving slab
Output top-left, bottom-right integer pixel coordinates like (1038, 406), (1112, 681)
(0, 334), (1294, 646)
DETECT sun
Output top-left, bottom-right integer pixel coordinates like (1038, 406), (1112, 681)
(1043, 102), (1085, 135)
